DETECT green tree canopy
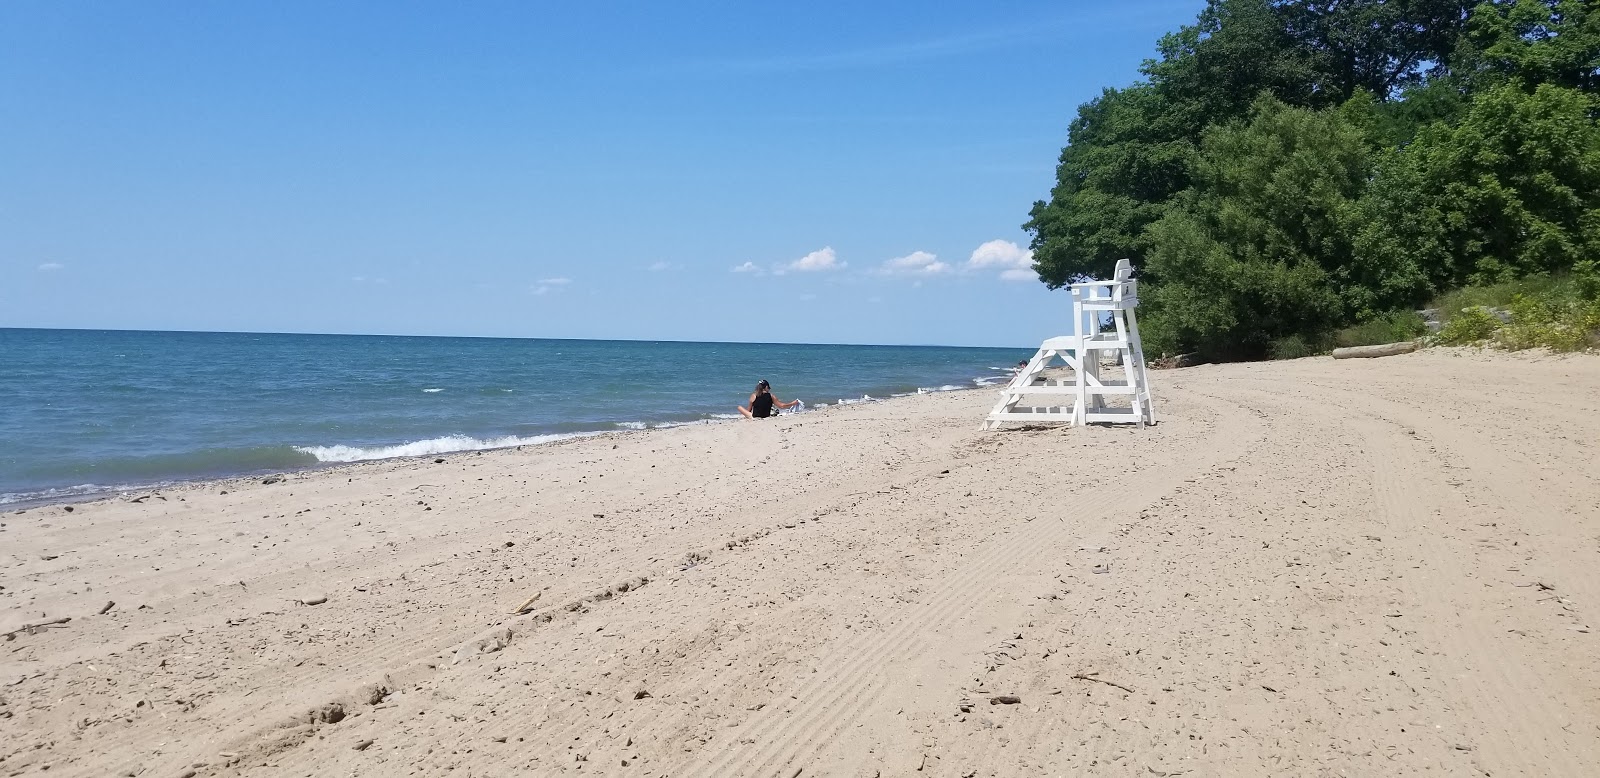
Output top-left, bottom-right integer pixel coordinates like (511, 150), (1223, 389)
(1024, 0), (1600, 359)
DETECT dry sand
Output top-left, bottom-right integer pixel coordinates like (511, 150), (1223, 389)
(3, 348), (1599, 777)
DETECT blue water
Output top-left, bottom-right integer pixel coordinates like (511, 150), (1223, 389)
(0, 329), (1028, 503)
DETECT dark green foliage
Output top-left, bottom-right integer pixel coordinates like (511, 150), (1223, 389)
(1335, 311), (1430, 348)
(1026, 0), (1600, 358)
(1359, 83), (1600, 288)
(1466, 0), (1600, 93)
(1141, 97), (1371, 358)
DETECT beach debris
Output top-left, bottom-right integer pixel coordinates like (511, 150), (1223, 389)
(1092, 563), (1111, 574)
(1073, 672), (1135, 693)
(989, 695), (1021, 705)
(3, 617), (71, 641)
(98, 601), (116, 615)
(1261, 684), (1281, 693)
(261, 475), (284, 485)
(353, 739), (375, 751)
(297, 594), (328, 606)
(1331, 342), (1418, 359)
(38, 553), (58, 561)
(513, 591), (542, 614)
(434, 458), (445, 463)
(63, 505), (74, 512)
(1151, 352), (1204, 369)
(633, 689), (652, 700)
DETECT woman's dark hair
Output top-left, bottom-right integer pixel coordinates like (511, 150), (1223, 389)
(756, 379), (770, 391)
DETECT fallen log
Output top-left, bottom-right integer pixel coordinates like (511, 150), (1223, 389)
(1332, 342), (1418, 360)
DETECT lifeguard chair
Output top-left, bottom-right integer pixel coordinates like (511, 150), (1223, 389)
(984, 259), (1157, 428)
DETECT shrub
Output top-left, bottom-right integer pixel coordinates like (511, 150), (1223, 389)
(1496, 293), (1600, 352)
(1268, 334), (1327, 360)
(1334, 311), (1427, 348)
(1436, 306), (1502, 344)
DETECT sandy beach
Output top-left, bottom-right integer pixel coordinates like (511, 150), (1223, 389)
(3, 348), (1599, 776)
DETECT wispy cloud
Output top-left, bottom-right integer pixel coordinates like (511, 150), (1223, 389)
(965, 239), (1035, 282)
(878, 250), (949, 277)
(37, 262), (64, 271)
(532, 277), (571, 295)
(677, 7), (1193, 76)
(785, 247), (844, 273)
(647, 261), (678, 272)
(687, 23), (1048, 75)
(731, 261), (762, 274)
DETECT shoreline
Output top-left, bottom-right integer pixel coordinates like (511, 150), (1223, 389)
(4, 349), (1597, 775)
(1, 382), (1003, 511)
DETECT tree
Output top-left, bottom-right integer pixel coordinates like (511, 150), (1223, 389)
(1141, 96), (1382, 358)
(1358, 82), (1600, 287)
(1465, 0), (1600, 93)
(1024, 86), (1193, 287)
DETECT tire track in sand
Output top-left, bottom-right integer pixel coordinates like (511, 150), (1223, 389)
(680, 394), (1263, 777)
(1357, 416), (1597, 774)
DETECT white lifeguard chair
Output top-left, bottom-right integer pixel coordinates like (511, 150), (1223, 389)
(984, 259), (1157, 428)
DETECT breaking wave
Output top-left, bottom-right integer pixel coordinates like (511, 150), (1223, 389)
(295, 433), (592, 463)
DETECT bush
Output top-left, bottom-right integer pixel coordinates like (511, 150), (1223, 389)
(1268, 334), (1327, 360)
(1496, 293), (1600, 352)
(1432, 276), (1565, 321)
(1436, 306), (1502, 344)
(1334, 311), (1427, 348)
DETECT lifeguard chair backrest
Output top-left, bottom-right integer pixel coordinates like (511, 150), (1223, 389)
(1113, 258), (1132, 283)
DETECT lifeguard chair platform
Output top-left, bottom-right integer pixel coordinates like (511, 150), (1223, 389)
(984, 259), (1157, 428)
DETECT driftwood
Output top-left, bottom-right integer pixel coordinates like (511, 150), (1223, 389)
(3, 617), (71, 640)
(1332, 342), (1418, 360)
(513, 591), (542, 614)
(1072, 672), (1136, 694)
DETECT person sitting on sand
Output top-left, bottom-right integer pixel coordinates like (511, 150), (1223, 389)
(738, 379), (800, 419)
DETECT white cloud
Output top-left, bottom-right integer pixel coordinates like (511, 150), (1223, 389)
(531, 277), (571, 296)
(879, 250), (949, 276)
(731, 261), (762, 274)
(647, 261), (676, 272)
(38, 262), (64, 271)
(966, 239), (1035, 281)
(786, 246), (844, 273)
(800, 293), (817, 301)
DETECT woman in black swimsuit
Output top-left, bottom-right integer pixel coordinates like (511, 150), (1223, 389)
(738, 379), (800, 419)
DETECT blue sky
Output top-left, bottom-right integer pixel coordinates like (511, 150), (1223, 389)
(1, 1), (1205, 347)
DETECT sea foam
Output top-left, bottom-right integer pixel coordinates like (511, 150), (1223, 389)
(295, 433), (590, 463)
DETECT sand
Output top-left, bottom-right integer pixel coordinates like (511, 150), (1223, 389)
(3, 347), (1599, 777)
